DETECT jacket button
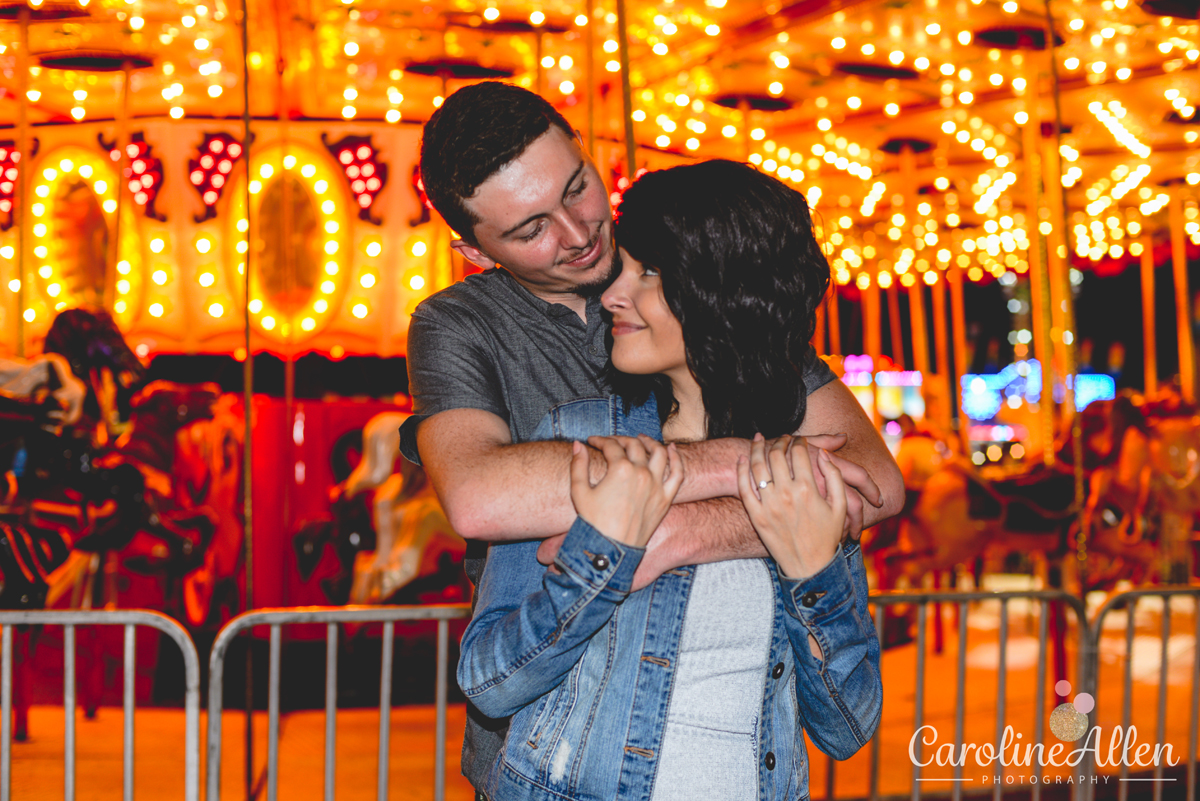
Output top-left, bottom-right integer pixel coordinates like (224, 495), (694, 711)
(801, 591), (819, 608)
(592, 554), (610, 570)
(764, 751), (775, 770)
(772, 662), (784, 679)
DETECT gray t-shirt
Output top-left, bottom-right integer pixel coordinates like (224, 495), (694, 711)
(399, 265), (836, 791)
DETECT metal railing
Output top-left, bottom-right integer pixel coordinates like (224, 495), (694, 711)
(1084, 587), (1200, 801)
(204, 603), (470, 801)
(860, 590), (1091, 801)
(0, 609), (201, 801)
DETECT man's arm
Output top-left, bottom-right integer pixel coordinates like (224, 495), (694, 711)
(417, 407), (740, 540)
(796, 378), (906, 528)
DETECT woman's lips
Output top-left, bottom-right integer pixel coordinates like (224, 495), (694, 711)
(611, 322), (645, 336)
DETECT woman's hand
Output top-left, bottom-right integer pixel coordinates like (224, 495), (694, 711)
(570, 434), (683, 548)
(737, 434), (847, 580)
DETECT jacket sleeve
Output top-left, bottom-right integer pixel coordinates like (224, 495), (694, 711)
(780, 542), (882, 760)
(457, 516), (644, 719)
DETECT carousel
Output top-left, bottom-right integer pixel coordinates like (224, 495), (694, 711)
(0, 0), (1198, 795)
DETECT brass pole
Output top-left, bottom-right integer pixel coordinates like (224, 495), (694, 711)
(813, 293), (826, 355)
(1169, 186), (1195, 403)
(239, 1), (256, 794)
(585, 0), (595, 156)
(900, 146), (930, 375)
(949, 267), (971, 454)
(1021, 57), (1055, 466)
(1140, 232), (1158, 399)
(15, 6), (29, 357)
(614, 0), (635, 180)
(863, 277), (881, 368)
(886, 282), (905, 370)
(931, 273), (952, 430)
(827, 283), (842, 356)
(535, 31), (544, 97)
(739, 98), (751, 163)
(106, 64), (131, 313)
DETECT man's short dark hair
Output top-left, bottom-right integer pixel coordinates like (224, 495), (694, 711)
(419, 82), (575, 248)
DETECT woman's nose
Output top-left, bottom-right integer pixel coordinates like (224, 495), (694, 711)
(601, 275), (630, 311)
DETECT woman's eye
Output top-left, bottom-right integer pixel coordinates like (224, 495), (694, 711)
(641, 265), (660, 277)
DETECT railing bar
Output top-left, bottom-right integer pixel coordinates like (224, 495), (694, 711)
(326, 623), (338, 801)
(2, 625), (12, 801)
(64, 623), (75, 801)
(870, 603), (883, 801)
(267, 624), (282, 801)
(435, 619), (448, 801)
(1120, 597), (1136, 798)
(1189, 596), (1200, 801)
(1154, 598), (1170, 800)
(912, 603), (927, 801)
(378, 621), (394, 801)
(952, 601), (967, 801)
(825, 755), (835, 801)
(993, 600), (1007, 801)
(124, 625), (136, 801)
(1032, 599), (1049, 801)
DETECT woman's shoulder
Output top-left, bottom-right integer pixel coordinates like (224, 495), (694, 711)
(531, 394), (662, 442)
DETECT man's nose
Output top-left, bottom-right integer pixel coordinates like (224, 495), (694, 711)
(556, 209), (591, 250)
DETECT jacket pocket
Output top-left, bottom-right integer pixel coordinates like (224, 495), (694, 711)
(522, 657), (583, 756)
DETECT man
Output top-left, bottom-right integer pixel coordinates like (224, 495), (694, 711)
(402, 82), (903, 792)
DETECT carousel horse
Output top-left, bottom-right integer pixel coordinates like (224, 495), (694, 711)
(294, 412), (466, 605)
(1081, 391), (1200, 588)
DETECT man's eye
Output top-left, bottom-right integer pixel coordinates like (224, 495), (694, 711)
(520, 223), (544, 242)
(569, 179), (587, 198)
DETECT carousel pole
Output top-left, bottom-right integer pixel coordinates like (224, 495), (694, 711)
(615, 0), (635, 180)
(585, 0), (595, 156)
(1169, 186), (1195, 402)
(1140, 232), (1158, 399)
(1020, 54), (1056, 466)
(827, 283), (842, 356)
(1043, 0), (1085, 592)
(886, 282), (905, 370)
(949, 267), (971, 454)
(901, 146), (930, 376)
(535, 31), (544, 97)
(739, 98), (752, 163)
(863, 275), (882, 369)
(239, 0), (256, 796)
(931, 274), (952, 429)
(106, 63), (132, 313)
(14, 5), (29, 357)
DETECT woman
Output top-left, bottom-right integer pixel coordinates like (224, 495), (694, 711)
(458, 160), (881, 801)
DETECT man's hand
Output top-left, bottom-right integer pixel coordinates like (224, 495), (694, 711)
(801, 434), (880, 540)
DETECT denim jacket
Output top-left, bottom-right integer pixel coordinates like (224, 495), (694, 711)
(457, 396), (882, 801)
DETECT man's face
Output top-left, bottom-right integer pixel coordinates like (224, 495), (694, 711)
(454, 127), (615, 299)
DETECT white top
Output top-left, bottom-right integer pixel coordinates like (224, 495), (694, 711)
(649, 559), (775, 801)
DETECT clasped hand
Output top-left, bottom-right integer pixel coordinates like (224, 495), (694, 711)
(569, 434), (684, 548)
(736, 434), (847, 580)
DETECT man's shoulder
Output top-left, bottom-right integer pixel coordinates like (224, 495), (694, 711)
(413, 269), (512, 316)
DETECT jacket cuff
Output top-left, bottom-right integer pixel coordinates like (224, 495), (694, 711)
(553, 516), (643, 595)
(781, 542), (859, 622)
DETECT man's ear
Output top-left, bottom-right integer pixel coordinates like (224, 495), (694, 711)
(451, 239), (498, 271)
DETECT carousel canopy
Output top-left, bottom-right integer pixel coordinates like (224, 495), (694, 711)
(0, 0), (1197, 358)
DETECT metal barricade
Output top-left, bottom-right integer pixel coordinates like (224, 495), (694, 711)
(850, 590), (1090, 801)
(205, 603), (471, 801)
(0, 609), (201, 801)
(1085, 586), (1200, 801)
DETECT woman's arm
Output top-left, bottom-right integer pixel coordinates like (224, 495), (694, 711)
(781, 542), (882, 760)
(457, 516), (644, 718)
(459, 436), (682, 718)
(735, 434), (882, 759)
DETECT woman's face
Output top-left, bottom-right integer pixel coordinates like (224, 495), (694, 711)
(602, 248), (688, 379)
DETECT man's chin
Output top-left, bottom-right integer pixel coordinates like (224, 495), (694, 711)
(570, 250), (618, 298)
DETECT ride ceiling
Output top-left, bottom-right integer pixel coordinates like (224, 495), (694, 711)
(0, 0), (1197, 358)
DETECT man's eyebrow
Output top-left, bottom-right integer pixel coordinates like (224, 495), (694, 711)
(499, 161), (586, 239)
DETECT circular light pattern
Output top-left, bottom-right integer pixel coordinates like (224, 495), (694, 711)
(230, 142), (350, 340)
(25, 146), (144, 327)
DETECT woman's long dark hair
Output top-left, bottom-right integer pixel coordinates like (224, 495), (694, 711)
(612, 160), (830, 439)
